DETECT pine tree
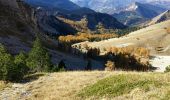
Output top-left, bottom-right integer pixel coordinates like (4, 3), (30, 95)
(26, 37), (52, 72)
(85, 59), (92, 70)
(58, 60), (66, 71)
(14, 52), (29, 77)
(0, 44), (14, 81)
(0, 44), (24, 82)
(96, 22), (105, 34)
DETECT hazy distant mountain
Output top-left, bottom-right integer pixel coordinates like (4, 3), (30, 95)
(25, 0), (80, 10)
(149, 0), (170, 9)
(70, 0), (170, 14)
(112, 2), (166, 26)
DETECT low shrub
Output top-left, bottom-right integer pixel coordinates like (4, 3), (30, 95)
(105, 60), (115, 71)
(165, 65), (170, 72)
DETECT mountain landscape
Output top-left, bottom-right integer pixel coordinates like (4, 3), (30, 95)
(113, 2), (166, 26)
(71, 0), (169, 26)
(25, 0), (126, 36)
(0, 0), (170, 100)
(26, 0), (81, 10)
(71, 0), (170, 14)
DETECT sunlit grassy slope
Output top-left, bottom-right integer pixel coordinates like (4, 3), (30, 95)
(78, 72), (170, 100)
(0, 71), (170, 100)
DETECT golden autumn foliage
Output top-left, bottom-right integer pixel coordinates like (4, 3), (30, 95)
(107, 46), (150, 58)
(59, 33), (117, 44)
(105, 60), (115, 71)
(105, 46), (150, 71)
(57, 17), (89, 33)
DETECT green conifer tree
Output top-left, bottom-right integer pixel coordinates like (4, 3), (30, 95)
(26, 37), (52, 72)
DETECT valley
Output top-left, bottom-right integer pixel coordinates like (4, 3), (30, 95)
(0, 0), (170, 100)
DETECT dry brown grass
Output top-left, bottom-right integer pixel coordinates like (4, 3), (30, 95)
(0, 81), (11, 91)
(167, 27), (170, 33)
(0, 71), (169, 100)
(19, 71), (113, 100)
(0, 81), (6, 91)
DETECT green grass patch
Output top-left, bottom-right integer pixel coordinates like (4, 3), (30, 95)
(78, 74), (168, 98)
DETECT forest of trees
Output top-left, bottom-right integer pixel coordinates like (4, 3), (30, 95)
(0, 37), (65, 82)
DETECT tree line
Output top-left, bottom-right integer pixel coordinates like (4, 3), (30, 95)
(104, 46), (151, 71)
(80, 45), (151, 71)
(58, 32), (117, 52)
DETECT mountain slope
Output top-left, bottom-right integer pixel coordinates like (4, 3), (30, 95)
(0, 0), (37, 54)
(112, 2), (166, 26)
(0, 0), (105, 70)
(25, 0), (126, 36)
(148, 10), (170, 26)
(73, 20), (170, 55)
(0, 71), (169, 99)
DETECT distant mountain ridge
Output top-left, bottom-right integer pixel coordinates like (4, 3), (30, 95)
(25, 0), (80, 10)
(70, 0), (170, 14)
(24, 0), (126, 36)
(112, 2), (166, 26)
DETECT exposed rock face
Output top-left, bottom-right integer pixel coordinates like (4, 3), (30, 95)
(0, 0), (19, 9)
(0, 0), (37, 54)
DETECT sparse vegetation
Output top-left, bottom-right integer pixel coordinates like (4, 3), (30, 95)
(78, 73), (170, 99)
(115, 26), (141, 36)
(57, 17), (90, 33)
